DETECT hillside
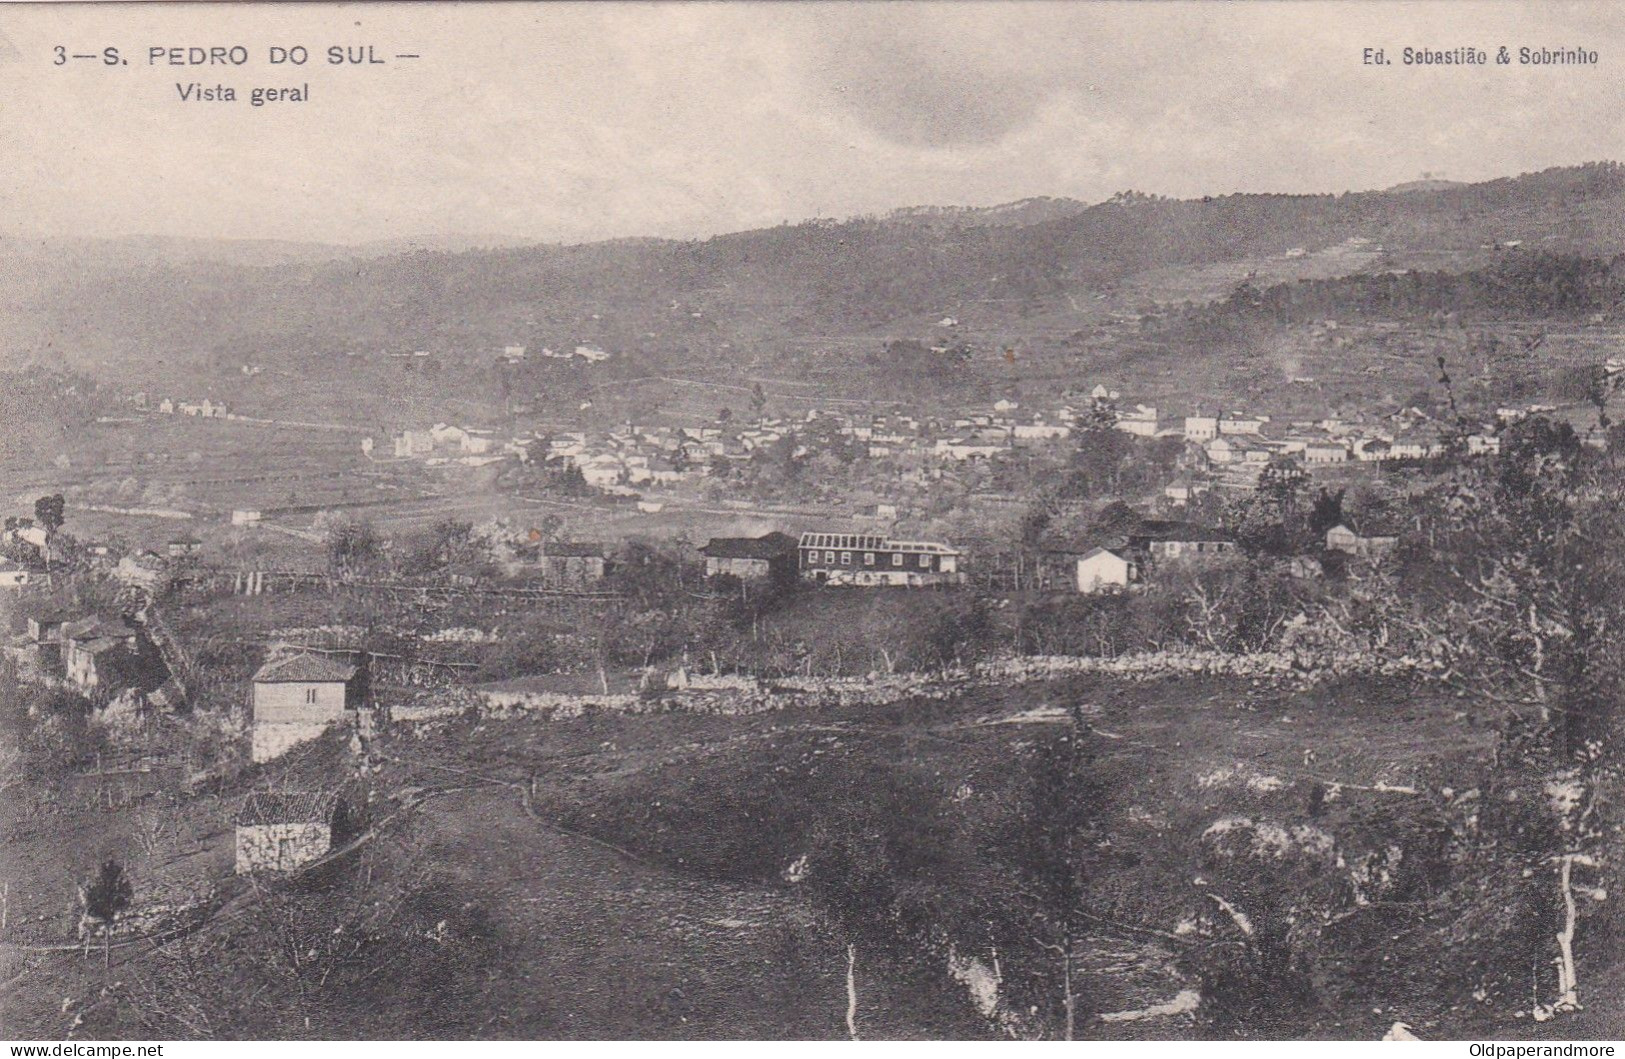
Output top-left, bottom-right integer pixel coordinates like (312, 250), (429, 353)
(8, 162), (1625, 416)
(3, 672), (1540, 1040)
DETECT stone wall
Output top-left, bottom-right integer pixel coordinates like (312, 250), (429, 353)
(391, 647), (1427, 732)
(251, 720), (333, 763)
(235, 822), (331, 873)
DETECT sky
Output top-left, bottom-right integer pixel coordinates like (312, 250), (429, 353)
(1, 1), (1621, 246)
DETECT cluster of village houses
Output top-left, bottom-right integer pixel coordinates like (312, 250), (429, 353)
(138, 394), (232, 418)
(4, 608), (181, 706)
(12, 363), (1582, 873)
(368, 372), (1545, 511)
(0, 516), (201, 591)
(223, 509), (1400, 872)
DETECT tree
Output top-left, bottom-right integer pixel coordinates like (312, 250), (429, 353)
(427, 518), (475, 568)
(750, 382), (768, 419)
(1255, 457), (1308, 516)
(1398, 424), (1625, 1016)
(1015, 505), (1052, 590)
(1062, 425), (1133, 499)
(800, 770), (961, 1039)
(323, 517), (382, 579)
(33, 493), (66, 576)
(1082, 395), (1118, 433)
(1411, 419), (1625, 757)
(34, 493), (65, 534)
(82, 858), (133, 971)
(999, 709), (1110, 1038)
(1306, 488), (1346, 541)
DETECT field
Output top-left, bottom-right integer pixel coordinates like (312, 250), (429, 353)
(3, 668), (1548, 1041)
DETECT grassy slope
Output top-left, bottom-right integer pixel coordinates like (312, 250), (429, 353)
(10, 670), (1618, 1040)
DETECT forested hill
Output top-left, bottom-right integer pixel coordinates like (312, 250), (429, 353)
(9, 162), (1625, 381)
(1203, 252), (1625, 327)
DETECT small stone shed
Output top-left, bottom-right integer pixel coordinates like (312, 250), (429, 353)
(234, 790), (337, 874)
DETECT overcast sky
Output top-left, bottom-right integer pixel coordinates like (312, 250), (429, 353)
(1, 1), (1619, 245)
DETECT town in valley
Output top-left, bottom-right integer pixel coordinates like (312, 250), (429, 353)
(5, 1), (1625, 1044)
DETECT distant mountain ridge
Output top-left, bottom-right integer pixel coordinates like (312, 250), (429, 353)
(1386, 178), (1470, 194)
(883, 196), (1093, 228)
(6, 162), (1625, 397)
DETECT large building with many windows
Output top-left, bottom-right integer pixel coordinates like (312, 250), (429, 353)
(797, 532), (963, 587)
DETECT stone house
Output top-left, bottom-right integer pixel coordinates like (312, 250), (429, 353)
(700, 532), (799, 581)
(538, 541), (609, 586)
(1127, 520), (1238, 563)
(1325, 521), (1399, 558)
(1075, 547), (1137, 594)
(250, 653), (363, 763)
(234, 791), (336, 874)
(62, 616), (141, 690)
(166, 536), (203, 559)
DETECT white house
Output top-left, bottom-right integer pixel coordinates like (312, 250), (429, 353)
(1218, 415), (1264, 436)
(1116, 405), (1159, 437)
(1163, 479), (1209, 507)
(579, 456), (624, 488)
(393, 430), (433, 458)
(1076, 547), (1136, 593)
(935, 436), (1008, 461)
(1303, 442), (1349, 464)
(1203, 437), (1237, 464)
(1326, 522), (1399, 558)
(460, 432), (496, 455)
(1013, 422), (1072, 441)
(250, 653), (360, 763)
(1184, 416), (1218, 442)
(0, 558), (30, 588)
(1353, 438), (1392, 462)
(14, 525), (49, 552)
(429, 423), (470, 448)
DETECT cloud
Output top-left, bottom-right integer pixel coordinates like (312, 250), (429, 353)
(3, 1), (1624, 244)
(798, 7), (1070, 149)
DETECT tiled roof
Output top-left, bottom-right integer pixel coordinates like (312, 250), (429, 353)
(1340, 515), (1403, 538)
(1130, 519), (1236, 544)
(236, 790), (337, 826)
(700, 532), (797, 559)
(542, 541), (607, 558)
(63, 616), (136, 642)
(252, 652), (358, 684)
